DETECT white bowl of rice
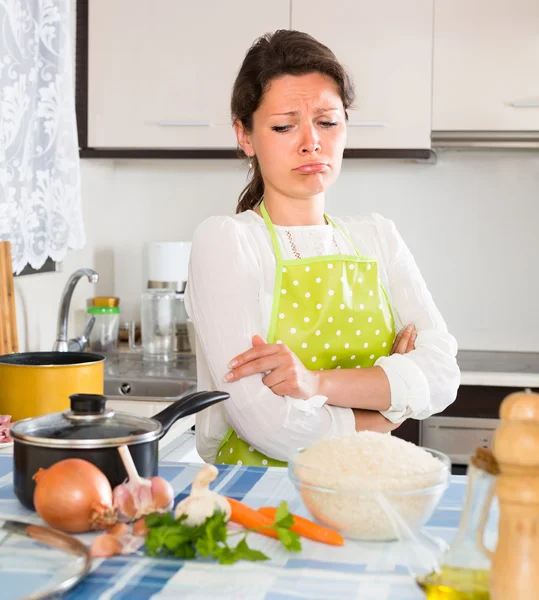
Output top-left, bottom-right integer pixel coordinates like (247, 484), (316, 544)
(288, 432), (450, 541)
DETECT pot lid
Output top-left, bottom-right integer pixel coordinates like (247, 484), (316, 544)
(10, 394), (162, 448)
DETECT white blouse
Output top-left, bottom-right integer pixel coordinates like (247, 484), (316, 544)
(185, 210), (460, 463)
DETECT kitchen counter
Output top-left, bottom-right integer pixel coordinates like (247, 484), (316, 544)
(0, 456), (498, 600)
(458, 350), (539, 387)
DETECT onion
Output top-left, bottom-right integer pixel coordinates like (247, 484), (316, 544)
(33, 459), (117, 533)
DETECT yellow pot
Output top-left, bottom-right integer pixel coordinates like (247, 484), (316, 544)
(0, 352), (105, 421)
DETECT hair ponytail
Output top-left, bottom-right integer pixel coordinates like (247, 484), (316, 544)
(236, 157), (264, 214)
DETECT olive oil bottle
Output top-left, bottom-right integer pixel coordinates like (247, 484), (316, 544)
(417, 565), (490, 599)
(416, 448), (497, 600)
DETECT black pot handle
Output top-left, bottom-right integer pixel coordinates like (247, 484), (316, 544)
(152, 390), (229, 438)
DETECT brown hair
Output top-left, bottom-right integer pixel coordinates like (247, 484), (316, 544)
(231, 30), (355, 214)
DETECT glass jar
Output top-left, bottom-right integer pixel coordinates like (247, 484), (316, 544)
(87, 305), (120, 354)
(140, 288), (178, 362)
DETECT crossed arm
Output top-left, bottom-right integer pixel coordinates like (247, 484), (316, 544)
(223, 326), (417, 433)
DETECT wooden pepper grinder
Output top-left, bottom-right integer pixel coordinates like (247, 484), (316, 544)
(489, 390), (539, 599)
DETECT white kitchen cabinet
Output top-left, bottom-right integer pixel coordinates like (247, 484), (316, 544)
(433, 0), (539, 131)
(291, 0), (434, 149)
(87, 0), (289, 148)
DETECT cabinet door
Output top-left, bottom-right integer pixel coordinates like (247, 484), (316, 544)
(291, 0), (433, 149)
(87, 0), (289, 148)
(433, 0), (539, 131)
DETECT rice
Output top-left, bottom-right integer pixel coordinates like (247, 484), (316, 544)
(292, 432), (449, 541)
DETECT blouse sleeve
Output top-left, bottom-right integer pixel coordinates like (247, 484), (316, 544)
(349, 215), (460, 423)
(185, 216), (356, 462)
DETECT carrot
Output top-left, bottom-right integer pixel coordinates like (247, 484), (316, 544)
(257, 506), (344, 546)
(225, 497), (279, 539)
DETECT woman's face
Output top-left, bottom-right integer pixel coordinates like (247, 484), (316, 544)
(236, 73), (347, 201)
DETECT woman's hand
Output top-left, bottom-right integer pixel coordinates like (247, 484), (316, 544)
(391, 324), (417, 355)
(224, 335), (320, 399)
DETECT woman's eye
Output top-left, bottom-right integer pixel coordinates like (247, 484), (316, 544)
(271, 125), (291, 133)
(320, 121), (338, 128)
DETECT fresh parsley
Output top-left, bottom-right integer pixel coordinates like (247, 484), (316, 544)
(144, 501), (301, 565)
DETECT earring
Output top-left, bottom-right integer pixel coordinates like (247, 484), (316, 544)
(248, 155), (254, 169)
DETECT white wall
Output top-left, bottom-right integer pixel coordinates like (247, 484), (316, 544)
(14, 149), (539, 353)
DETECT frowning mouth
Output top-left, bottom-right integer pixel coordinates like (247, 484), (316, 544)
(293, 162), (329, 174)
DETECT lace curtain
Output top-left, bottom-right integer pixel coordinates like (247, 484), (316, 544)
(0, 0), (85, 274)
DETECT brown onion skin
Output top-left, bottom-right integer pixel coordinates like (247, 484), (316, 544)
(33, 459), (117, 533)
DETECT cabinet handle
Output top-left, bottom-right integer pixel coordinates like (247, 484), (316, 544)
(347, 121), (386, 128)
(508, 99), (539, 108)
(157, 121), (213, 127)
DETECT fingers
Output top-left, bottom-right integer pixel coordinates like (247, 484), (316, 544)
(269, 382), (292, 397)
(391, 329), (404, 354)
(252, 334), (266, 346)
(392, 324), (416, 355)
(227, 342), (281, 369)
(406, 330), (417, 353)
(262, 368), (288, 389)
(224, 354), (284, 381)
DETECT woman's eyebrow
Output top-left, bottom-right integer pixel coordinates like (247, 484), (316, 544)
(269, 107), (340, 117)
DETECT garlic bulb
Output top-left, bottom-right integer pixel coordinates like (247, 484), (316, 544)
(113, 446), (174, 521)
(174, 464), (231, 527)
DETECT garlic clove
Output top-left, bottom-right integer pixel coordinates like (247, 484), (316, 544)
(173, 465), (231, 526)
(132, 518), (149, 537)
(90, 534), (122, 558)
(112, 482), (137, 521)
(174, 496), (220, 527)
(116, 534), (146, 555)
(107, 522), (130, 537)
(150, 476), (174, 511)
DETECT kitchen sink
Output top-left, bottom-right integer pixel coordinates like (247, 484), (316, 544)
(104, 376), (197, 401)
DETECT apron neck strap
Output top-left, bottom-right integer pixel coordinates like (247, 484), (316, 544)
(260, 200), (283, 262)
(260, 200), (364, 259)
(325, 214), (364, 257)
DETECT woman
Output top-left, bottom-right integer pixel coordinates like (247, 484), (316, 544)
(185, 30), (460, 466)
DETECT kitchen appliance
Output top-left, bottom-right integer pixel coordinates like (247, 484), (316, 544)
(146, 241), (193, 354)
(130, 287), (179, 361)
(0, 352), (104, 421)
(0, 241), (18, 354)
(11, 390), (229, 510)
(147, 241), (191, 291)
(421, 416), (500, 467)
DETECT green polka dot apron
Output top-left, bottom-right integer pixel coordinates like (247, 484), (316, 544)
(217, 201), (395, 467)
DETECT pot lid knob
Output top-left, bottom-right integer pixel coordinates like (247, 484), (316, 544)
(69, 394), (106, 414)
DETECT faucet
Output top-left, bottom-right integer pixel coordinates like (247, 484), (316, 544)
(53, 268), (99, 352)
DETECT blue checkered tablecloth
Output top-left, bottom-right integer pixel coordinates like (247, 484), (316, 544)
(0, 456), (498, 600)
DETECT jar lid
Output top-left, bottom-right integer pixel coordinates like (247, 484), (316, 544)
(10, 394), (161, 449)
(92, 297), (120, 308)
(88, 306), (120, 315)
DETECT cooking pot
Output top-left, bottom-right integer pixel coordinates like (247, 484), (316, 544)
(11, 390), (229, 510)
(0, 352), (105, 421)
